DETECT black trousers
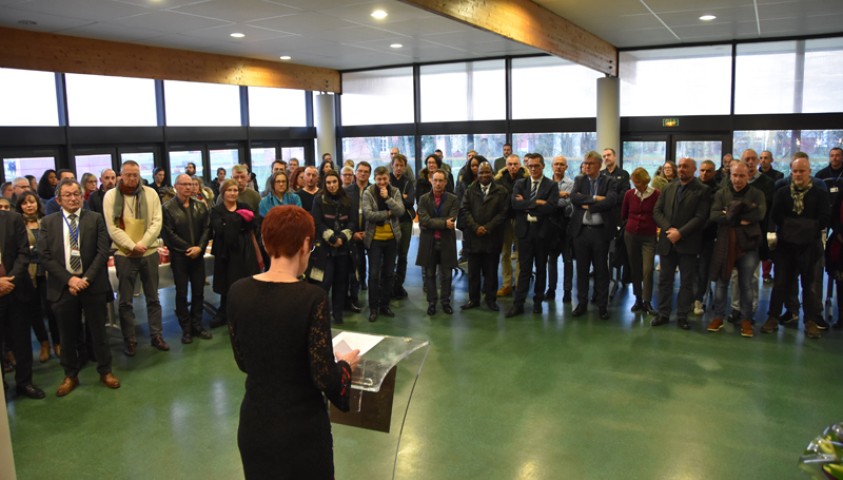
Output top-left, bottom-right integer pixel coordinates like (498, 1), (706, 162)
(547, 235), (573, 294)
(0, 295), (33, 386)
(424, 240), (453, 306)
(768, 244), (822, 320)
(170, 252), (206, 331)
(52, 290), (112, 377)
(657, 251), (699, 321)
(573, 226), (610, 307)
(367, 239), (396, 309)
(322, 253), (350, 323)
(467, 251), (500, 303)
(514, 234), (549, 305)
(348, 240), (366, 302)
(30, 277), (60, 345)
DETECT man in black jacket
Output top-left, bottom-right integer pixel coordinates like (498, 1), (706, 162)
(460, 161), (509, 311)
(506, 153), (560, 317)
(651, 158), (710, 330)
(162, 174), (212, 342)
(344, 161), (371, 312)
(86, 168), (116, 216)
(389, 154), (415, 300)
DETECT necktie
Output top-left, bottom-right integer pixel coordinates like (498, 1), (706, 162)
(482, 186), (489, 198)
(530, 181), (538, 201)
(590, 179), (597, 196)
(69, 213), (82, 273)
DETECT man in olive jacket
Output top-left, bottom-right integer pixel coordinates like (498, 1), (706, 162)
(459, 160), (509, 311)
(416, 170), (459, 316)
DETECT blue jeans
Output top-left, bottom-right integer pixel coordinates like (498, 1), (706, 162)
(713, 250), (760, 320)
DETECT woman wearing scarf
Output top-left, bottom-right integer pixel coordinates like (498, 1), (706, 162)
(258, 171), (301, 217)
(310, 171), (353, 324)
(210, 179), (262, 327)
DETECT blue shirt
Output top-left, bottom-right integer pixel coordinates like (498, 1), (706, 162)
(258, 192), (302, 217)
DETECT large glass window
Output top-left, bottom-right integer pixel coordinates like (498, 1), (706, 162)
(170, 150), (204, 181)
(250, 147), (278, 190)
(735, 42), (798, 114)
(342, 68), (414, 126)
(248, 87), (307, 127)
(120, 151), (156, 184)
(3, 156), (56, 182)
(0, 68), (59, 126)
(66, 74), (157, 126)
(622, 141), (667, 179)
(511, 57), (602, 119)
(803, 38), (843, 113)
(733, 129), (843, 173)
(420, 134), (505, 174)
(620, 46), (732, 116)
(209, 148), (239, 179)
(342, 136), (416, 172)
(675, 140), (722, 164)
(165, 80), (241, 126)
(420, 60), (505, 122)
(75, 153), (113, 181)
(512, 132), (597, 178)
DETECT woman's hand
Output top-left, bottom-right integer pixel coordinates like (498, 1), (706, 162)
(337, 349), (361, 372)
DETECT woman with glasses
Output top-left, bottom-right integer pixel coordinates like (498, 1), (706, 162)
(259, 171), (301, 217)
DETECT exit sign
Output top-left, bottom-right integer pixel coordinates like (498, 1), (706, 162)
(663, 118), (679, 127)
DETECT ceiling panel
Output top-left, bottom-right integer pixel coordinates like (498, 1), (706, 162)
(109, 10), (232, 32)
(8, 0), (148, 21)
(172, 0), (301, 23)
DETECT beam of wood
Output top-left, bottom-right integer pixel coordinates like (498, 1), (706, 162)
(0, 27), (340, 93)
(397, 0), (617, 76)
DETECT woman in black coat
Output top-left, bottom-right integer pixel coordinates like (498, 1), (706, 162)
(210, 179), (262, 325)
(310, 171), (354, 324)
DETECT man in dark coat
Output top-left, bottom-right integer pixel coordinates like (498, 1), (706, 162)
(651, 157), (711, 330)
(344, 161), (371, 313)
(506, 153), (560, 317)
(0, 208), (45, 399)
(416, 170), (459, 315)
(569, 151), (618, 319)
(459, 161), (509, 312)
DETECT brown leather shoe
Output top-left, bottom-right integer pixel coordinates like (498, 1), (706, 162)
(56, 376), (79, 397)
(100, 373), (121, 389)
(151, 335), (170, 352)
(39, 341), (51, 362)
(53, 343), (61, 358)
(496, 285), (512, 297)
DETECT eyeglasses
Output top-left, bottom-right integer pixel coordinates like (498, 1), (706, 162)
(61, 192), (83, 198)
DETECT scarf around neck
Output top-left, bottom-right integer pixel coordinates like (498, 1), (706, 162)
(790, 180), (812, 215)
(113, 179), (148, 228)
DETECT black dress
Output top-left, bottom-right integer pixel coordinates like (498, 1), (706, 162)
(228, 278), (352, 480)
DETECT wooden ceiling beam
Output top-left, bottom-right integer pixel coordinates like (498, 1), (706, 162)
(397, 0), (617, 75)
(0, 27), (340, 93)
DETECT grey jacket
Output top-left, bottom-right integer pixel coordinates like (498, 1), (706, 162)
(362, 184), (405, 249)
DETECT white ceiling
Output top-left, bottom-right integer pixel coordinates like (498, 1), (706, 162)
(0, 0), (841, 73)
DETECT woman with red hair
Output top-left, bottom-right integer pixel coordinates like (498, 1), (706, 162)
(227, 205), (360, 479)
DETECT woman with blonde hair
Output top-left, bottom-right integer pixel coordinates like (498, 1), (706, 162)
(651, 161), (677, 191)
(622, 167), (660, 314)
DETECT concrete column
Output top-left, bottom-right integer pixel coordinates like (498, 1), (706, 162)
(0, 397), (16, 479)
(314, 93), (337, 162)
(596, 76), (620, 155)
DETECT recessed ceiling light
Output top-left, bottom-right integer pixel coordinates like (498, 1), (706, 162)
(230, 32), (245, 38)
(699, 14), (716, 21)
(279, 56), (292, 61)
(371, 10), (388, 20)
(390, 43), (403, 49)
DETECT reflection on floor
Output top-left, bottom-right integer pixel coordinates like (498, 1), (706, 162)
(6, 248), (843, 479)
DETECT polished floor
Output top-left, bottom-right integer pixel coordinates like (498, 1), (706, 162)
(5, 245), (843, 479)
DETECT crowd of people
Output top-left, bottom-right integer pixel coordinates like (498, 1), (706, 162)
(2, 145), (843, 402)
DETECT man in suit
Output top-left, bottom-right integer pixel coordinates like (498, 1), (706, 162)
(569, 150), (619, 319)
(651, 157), (710, 329)
(417, 170), (459, 315)
(506, 153), (560, 317)
(344, 161), (371, 313)
(0, 207), (46, 399)
(460, 160), (509, 311)
(38, 179), (120, 397)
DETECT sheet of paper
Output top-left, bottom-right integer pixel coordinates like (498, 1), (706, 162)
(332, 331), (384, 357)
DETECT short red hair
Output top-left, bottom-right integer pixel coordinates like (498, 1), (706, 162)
(261, 205), (315, 258)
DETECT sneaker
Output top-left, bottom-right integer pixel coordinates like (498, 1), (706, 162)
(805, 320), (822, 339)
(707, 317), (724, 332)
(740, 320), (754, 338)
(693, 301), (704, 316)
(760, 316), (779, 334)
(815, 318), (830, 330)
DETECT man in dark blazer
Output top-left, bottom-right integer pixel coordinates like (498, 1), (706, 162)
(569, 151), (619, 319)
(38, 179), (120, 397)
(459, 160), (509, 311)
(506, 153), (560, 317)
(417, 170), (460, 315)
(651, 157), (711, 329)
(0, 208), (45, 399)
(344, 161), (371, 313)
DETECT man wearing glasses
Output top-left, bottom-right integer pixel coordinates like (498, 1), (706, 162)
(570, 151), (619, 319)
(506, 153), (560, 317)
(162, 174), (212, 344)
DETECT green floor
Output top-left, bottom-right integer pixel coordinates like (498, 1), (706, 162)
(6, 254), (843, 479)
